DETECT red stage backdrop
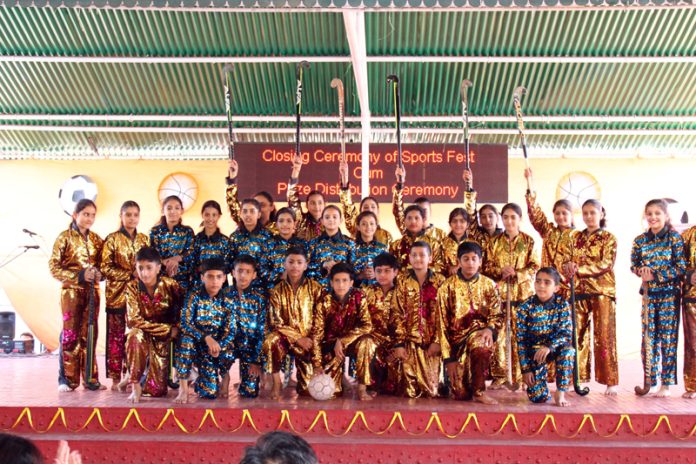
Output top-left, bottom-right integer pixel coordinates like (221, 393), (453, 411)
(235, 143), (508, 203)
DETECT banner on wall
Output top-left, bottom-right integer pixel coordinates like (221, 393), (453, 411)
(235, 143), (508, 203)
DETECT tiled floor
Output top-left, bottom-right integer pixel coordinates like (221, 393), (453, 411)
(1, 354), (694, 415)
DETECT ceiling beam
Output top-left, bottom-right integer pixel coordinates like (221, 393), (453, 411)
(2, 55), (694, 64)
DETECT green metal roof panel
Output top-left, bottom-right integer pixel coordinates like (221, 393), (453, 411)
(366, 9), (696, 56)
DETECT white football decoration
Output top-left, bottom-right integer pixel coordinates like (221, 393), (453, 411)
(555, 171), (601, 214)
(308, 373), (336, 401)
(58, 175), (98, 215)
(158, 172), (199, 211)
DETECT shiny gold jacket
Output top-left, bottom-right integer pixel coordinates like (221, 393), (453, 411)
(125, 277), (183, 339)
(362, 284), (405, 348)
(339, 186), (393, 247)
(101, 228), (149, 309)
(394, 270), (446, 347)
(49, 224), (104, 290)
(483, 231), (539, 302)
(683, 226), (696, 300)
(268, 277), (325, 344)
(568, 229), (617, 298)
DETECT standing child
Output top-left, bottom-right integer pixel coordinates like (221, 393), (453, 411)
(227, 255), (268, 398)
(263, 247), (325, 399)
(516, 267), (575, 407)
(307, 205), (355, 288)
(226, 159), (278, 233)
(311, 263), (376, 401)
(524, 168), (577, 298)
(437, 242), (502, 404)
(287, 154), (326, 241)
(228, 198), (273, 285)
(49, 199), (104, 392)
(267, 207), (308, 286)
(395, 241), (447, 398)
(483, 203), (540, 390)
(187, 200), (232, 287)
(562, 199), (619, 395)
(149, 195), (194, 294)
(630, 199), (686, 397)
(389, 205), (443, 274)
(363, 253), (407, 395)
(125, 247), (183, 403)
(442, 208), (477, 277)
(461, 169), (502, 264)
(100, 200), (149, 390)
(353, 211), (389, 287)
(339, 159), (393, 247)
(393, 166), (446, 241)
(682, 223), (696, 399)
(175, 258), (236, 403)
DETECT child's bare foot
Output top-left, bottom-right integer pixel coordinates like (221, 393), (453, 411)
(174, 380), (189, 404)
(488, 379), (507, 390)
(357, 385), (373, 401)
(57, 384), (73, 393)
(220, 374), (230, 399)
(117, 373), (130, 392)
(473, 392), (498, 405)
(554, 390), (571, 407)
(649, 385), (659, 395)
(655, 385), (671, 398)
(604, 385), (619, 396)
(682, 391), (696, 399)
(111, 379), (120, 391)
(269, 373), (282, 400)
(127, 384), (142, 403)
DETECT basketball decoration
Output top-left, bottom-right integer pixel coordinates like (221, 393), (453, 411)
(58, 175), (98, 215)
(555, 171), (601, 213)
(158, 172), (198, 211)
(308, 373), (336, 401)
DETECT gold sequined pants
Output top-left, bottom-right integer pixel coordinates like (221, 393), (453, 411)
(263, 331), (314, 395)
(60, 287), (100, 389)
(449, 331), (494, 400)
(402, 342), (441, 398)
(575, 295), (618, 386)
(491, 302), (523, 385)
(320, 335), (376, 397)
(126, 328), (171, 397)
(684, 301), (696, 392)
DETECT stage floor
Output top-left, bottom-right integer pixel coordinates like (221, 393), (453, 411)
(1, 353), (694, 414)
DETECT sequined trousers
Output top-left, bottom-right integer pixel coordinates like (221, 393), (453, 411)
(105, 307), (127, 382)
(126, 329), (172, 397)
(526, 345), (574, 403)
(176, 334), (234, 399)
(640, 291), (679, 386)
(60, 287), (100, 389)
(576, 295), (619, 386)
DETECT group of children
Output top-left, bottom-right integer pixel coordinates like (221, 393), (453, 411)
(47, 157), (696, 407)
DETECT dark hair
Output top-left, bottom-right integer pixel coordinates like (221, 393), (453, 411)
(457, 241), (482, 259)
(373, 252), (400, 270)
(645, 198), (673, 230)
(404, 204), (425, 220)
(240, 431), (318, 464)
(359, 196), (379, 211)
(479, 204), (498, 216)
(0, 433), (44, 464)
(414, 197), (431, 205)
(501, 202), (523, 218)
(254, 191), (277, 222)
(200, 258), (227, 274)
(448, 207), (470, 224)
(201, 200), (222, 215)
(356, 211), (379, 243)
(234, 254), (258, 270)
(135, 246), (161, 264)
(552, 199), (575, 227)
(582, 199), (607, 229)
(411, 240), (432, 256)
(74, 198), (96, 215)
(285, 245), (307, 259)
(329, 262), (355, 281)
(120, 200), (140, 215)
(305, 190), (325, 203)
(322, 204), (342, 219)
(159, 195), (184, 226)
(537, 267), (561, 286)
(241, 198), (262, 212)
(275, 207), (297, 222)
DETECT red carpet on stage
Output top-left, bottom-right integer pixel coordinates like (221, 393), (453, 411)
(2, 355), (695, 463)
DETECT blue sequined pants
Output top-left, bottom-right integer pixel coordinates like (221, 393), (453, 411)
(642, 292), (680, 387)
(527, 345), (574, 403)
(176, 333), (233, 399)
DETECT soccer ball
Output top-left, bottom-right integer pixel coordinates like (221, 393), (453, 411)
(555, 171), (601, 214)
(308, 373), (336, 401)
(58, 175), (98, 215)
(158, 172), (199, 211)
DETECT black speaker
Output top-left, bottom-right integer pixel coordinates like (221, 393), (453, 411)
(0, 312), (15, 340)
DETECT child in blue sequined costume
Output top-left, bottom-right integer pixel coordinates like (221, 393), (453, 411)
(267, 207), (308, 286)
(516, 267), (575, 407)
(149, 195), (195, 293)
(175, 258), (235, 403)
(187, 201), (232, 287)
(227, 255), (268, 398)
(229, 198), (274, 286)
(631, 199), (687, 398)
(307, 205), (355, 288)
